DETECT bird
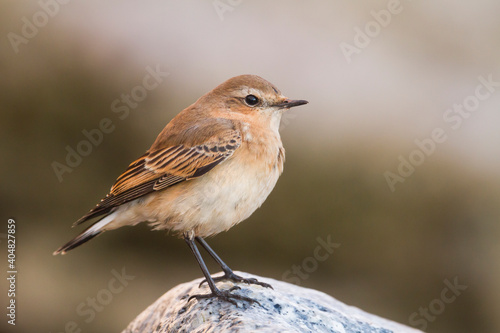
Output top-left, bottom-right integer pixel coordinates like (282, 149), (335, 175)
(53, 74), (308, 304)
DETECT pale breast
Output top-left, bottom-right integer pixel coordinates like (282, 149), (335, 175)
(142, 137), (284, 237)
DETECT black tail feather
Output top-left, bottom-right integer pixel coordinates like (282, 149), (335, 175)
(53, 228), (102, 255)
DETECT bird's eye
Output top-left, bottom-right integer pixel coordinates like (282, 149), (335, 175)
(244, 94), (259, 106)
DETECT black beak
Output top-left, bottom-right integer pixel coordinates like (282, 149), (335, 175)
(275, 99), (309, 109)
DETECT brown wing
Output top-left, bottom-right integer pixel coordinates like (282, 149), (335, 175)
(73, 130), (241, 226)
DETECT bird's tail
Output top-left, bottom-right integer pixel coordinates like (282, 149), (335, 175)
(53, 212), (116, 255)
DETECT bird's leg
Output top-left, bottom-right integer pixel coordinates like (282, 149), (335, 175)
(195, 236), (273, 289)
(183, 234), (259, 305)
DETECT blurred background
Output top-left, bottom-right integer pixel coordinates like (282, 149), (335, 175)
(1, 1), (500, 332)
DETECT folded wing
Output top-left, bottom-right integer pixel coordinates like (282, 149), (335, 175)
(73, 129), (242, 226)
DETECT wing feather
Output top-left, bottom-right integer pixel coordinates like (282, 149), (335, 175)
(73, 130), (241, 226)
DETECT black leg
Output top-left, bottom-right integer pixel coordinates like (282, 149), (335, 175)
(183, 234), (259, 306)
(195, 236), (273, 289)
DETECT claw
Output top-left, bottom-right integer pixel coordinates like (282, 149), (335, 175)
(199, 272), (273, 289)
(187, 287), (261, 307)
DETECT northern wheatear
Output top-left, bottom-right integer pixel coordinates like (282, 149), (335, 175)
(54, 74), (308, 304)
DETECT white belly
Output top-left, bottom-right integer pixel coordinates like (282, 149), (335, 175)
(184, 157), (281, 235)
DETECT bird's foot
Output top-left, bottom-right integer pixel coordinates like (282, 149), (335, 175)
(199, 271), (273, 289)
(187, 286), (260, 306)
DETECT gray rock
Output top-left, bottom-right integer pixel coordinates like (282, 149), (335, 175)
(122, 272), (422, 333)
